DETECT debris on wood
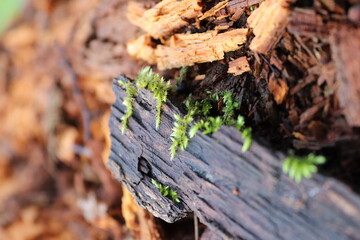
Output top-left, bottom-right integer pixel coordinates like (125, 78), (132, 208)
(268, 75), (288, 104)
(128, 29), (248, 70)
(287, 8), (329, 39)
(225, 0), (263, 15)
(156, 29), (247, 70)
(127, 35), (157, 65)
(127, 0), (202, 39)
(199, 0), (229, 20)
(330, 25), (360, 127)
(248, 0), (295, 54)
(227, 56), (250, 76)
(299, 100), (326, 125)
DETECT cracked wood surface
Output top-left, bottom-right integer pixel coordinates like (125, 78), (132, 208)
(108, 75), (360, 240)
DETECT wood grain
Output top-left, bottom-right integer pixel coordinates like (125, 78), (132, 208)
(109, 75), (360, 240)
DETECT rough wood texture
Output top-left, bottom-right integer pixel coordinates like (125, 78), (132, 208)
(127, 0), (202, 39)
(330, 25), (360, 127)
(228, 56), (251, 76)
(109, 76), (360, 240)
(127, 29), (248, 70)
(287, 8), (329, 39)
(248, 0), (295, 54)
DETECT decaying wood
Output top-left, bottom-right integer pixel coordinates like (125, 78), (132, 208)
(222, 0), (264, 16)
(199, 0), (229, 20)
(127, 0), (202, 39)
(122, 186), (163, 240)
(156, 29), (247, 69)
(287, 8), (329, 39)
(128, 29), (248, 70)
(127, 35), (156, 65)
(109, 76), (360, 240)
(330, 25), (360, 127)
(268, 75), (288, 104)
(227, 56), (251, 76)
(248, 0), (295, 54)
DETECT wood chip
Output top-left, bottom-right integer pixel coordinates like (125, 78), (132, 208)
(330, 25), (360, 127)
(247, 0), (295, 54)
(199, 0), (229, 20)
(268, 75), (288, 104)
(127, 0), (202, 39)
(228, 56), (250, 76)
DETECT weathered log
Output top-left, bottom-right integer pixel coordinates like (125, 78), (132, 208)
(108, 75), (360, 240)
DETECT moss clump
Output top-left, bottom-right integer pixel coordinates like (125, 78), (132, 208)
(117, 67), (170, 133)
(151, 179), (180, 203)
(170, 91), (252, 159)
(283, 153), (326, 183)
(136, 67), (171, 129)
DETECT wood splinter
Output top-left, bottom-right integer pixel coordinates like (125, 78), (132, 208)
(127, 29), (248, 70)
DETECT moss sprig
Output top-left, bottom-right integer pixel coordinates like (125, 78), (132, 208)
(151, 179), (180, 202)
(169, 113), (193, 159)
(136, 67), (171, 129)
(117, 79), (138, 134)
(283, 153), (326, 183)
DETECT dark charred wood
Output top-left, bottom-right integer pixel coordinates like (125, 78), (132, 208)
(109, 75), (360, 240)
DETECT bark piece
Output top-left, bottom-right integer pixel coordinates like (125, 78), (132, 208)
(287, 8), (329, 39)
(227, 56), (251, 76)
(248, 0), (295, 54)
(109, 76), (360, 240)
(330, 26), (360, 127)
(128, 29), (248, 70)
(156, 29), (248, 70)
(127, 0), (202, 39)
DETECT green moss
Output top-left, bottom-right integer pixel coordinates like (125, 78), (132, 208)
(151, 179), (180, 202)
(170, 91), (253, 159)
(117, 79), (138, 134)
(136, 67), (171, 129)
(283, 153), (326, 183)
(169, 114), (193, 159)
(118, 67), (170, 133)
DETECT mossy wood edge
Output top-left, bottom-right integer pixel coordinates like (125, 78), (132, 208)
(108, 76), (360, 240)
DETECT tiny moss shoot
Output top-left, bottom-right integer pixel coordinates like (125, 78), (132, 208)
(151, 179), (180, 202)
(170, 114), (193, 159)
(136, 67), (171, 129)
(117, 79), (138, 134)
(283, 153), (326, 183)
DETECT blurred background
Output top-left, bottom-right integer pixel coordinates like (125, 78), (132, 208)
(0, 0), (181, 239)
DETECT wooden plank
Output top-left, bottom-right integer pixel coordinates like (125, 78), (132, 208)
(108, 75), (360, 240)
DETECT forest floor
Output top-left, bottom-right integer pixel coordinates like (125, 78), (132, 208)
(0, 0), (359, 239)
